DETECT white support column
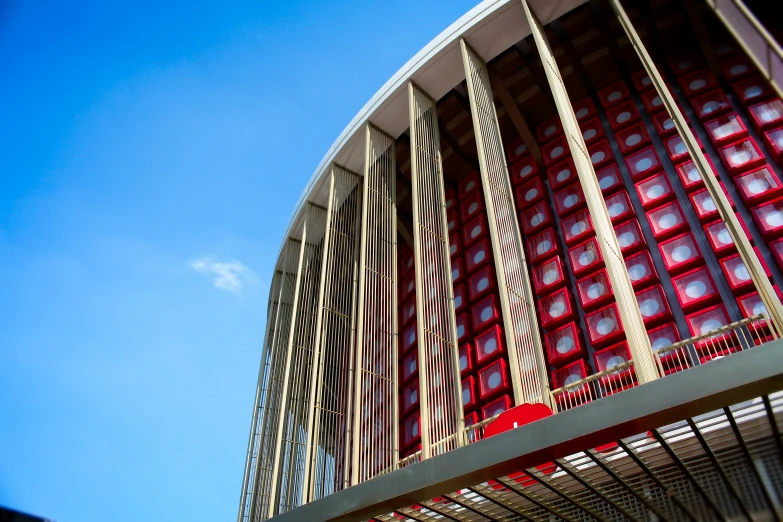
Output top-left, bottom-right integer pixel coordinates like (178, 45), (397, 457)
(519, 0), (659, 384)
(408, 82), (465, 459)
(608, 0), (783, 339)
(460, 39), (553, 407)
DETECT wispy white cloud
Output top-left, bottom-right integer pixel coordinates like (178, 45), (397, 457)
(189, 257), (254, 293)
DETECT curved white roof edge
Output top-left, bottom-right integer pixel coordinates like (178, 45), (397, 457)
(272, 0), (586, 270)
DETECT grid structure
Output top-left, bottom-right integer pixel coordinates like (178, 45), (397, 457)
(302, 166), (363, 502)
(460, 40), (551, 407)
(408, 82), (465, 458)
(351, 124), (399, 484)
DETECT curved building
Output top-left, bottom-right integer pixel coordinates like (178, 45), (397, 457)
(238, 1), (783, 520)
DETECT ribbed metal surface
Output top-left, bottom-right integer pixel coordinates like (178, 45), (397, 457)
(303, 166), (363, 502)
(460, 39), (550, 407)
(409, 82), (465, 458)
(351, 124), (399, 484)
(370, 391), (783, 522)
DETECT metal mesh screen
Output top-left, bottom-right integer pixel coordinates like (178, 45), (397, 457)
(460, 41), (550, 407)
(408, 83), (464, 458)
(351, 124), (399, 484)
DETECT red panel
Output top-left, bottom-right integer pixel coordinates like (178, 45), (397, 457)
(763, 127), (783, 164)
(520, 201), (554, 236)
(647, 201), (688, 240)
(573, 97), (597, 122)
(691, 89), (732, 120)
(460, 191), (485, 223)
(596, 163), (624, 195)
(401, 379), (420, 415)
(400, 249), (415, 278)
(704, 112), (748, 147)
(474, 324), (505, 366)
(447, 209), (460, 236)
(733, 76), (774, 105)
(456, 312), (472, 345)
(478, 359), (510, 400)
(449, 232), (462, 259)
(562, 209), (594, 246)
(737, 292), (770, 322)
(751, 198), (783, 239)
(690, 185), (732, 223)
(453, 284), (468, 314)
(468, 265), (497, 302)
(652, 111), (677, 137)
(532, 256), (566, 296)
(481, 395), (512, 421)
(659, 232), (704, 275)
(625, 249), (659, 289)
(721, 54), (754, 81)
(458, 171), (481, 199)
(648, 322), (683, 369)
(568, 237), (604, 277)
(671, 267), (721, 312)
(527, 227), (561, 266)
(679, 69), (717, 97)
(594, 342), (635, 387)
(720, 254), (755, 295)
(542, 135), (569, 166)
(703, 217), (753, 258)
(686, 304), (734, 355)
(576, 268), (613, 311)
(510, 155), (539, 187)
(547, 157), (578, 191)
(598, 80), (630, 109)
(664, 134), (696, 164)
(459, 343), (475, 377)
(718, 138), (765, 175)
(551, 360), (590, 405)
(607, 100), (641, 131)
(632, 69), (654, 91)
(640, 89), (666, 114)
(461, 376), (478, 413)
(538, 287), (576, 330)
(515, 177), (546, 210)
(580, 117), (605, 145)
(626, 146), (663, 181)
(616, 122), (651, 155)
(464, 410), (479, 428)
(444, 188), (457, 213)
(401, 296), (416, 327)
(471, 293), (502, 332)
(554, 182), (586, 217)
(465, 238), (491, 274)
(676, 157), (719, 193)
(585, 303), (624, 347)
(615, 219), (647, 255)
(636, 284), (673, 327)
(605, 190), (635, 223)
(669, 52), (701, 76)
(451, 257), (466, 285)
(771, 238), (783, 271)
(748, 98), (783, 133)
(402, 412), (421, 451)
(507, 137), (530, 165)
(536, 114), (563, 143)
(636, 173), (675, 210)
(401, 351), (418, 383)
(735, 166), (783, 206)
(545, 321), (585, 367)
(588, 139), (614, 169)
(400, 272), (415, 301)
(462, 214), (488, 247)
(401, 322), (417, 355)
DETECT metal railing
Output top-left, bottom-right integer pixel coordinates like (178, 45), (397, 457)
(653, 314), (777, 376)
(548, 360), (639, 413)
(461, 414), (501, 445)
(708, 0), (783, 99)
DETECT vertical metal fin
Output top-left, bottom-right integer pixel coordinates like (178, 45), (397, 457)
(302, 166), (363, 502)
(351, 123), (399, 485)
(519, 0), (659, 384)
(408, 82), (465, 459)
(460, 39), (552, 407)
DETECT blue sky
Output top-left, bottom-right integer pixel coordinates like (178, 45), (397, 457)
(0, 1), (477, 520)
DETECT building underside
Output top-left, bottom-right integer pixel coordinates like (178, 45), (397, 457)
(237, 0), (783, 520)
